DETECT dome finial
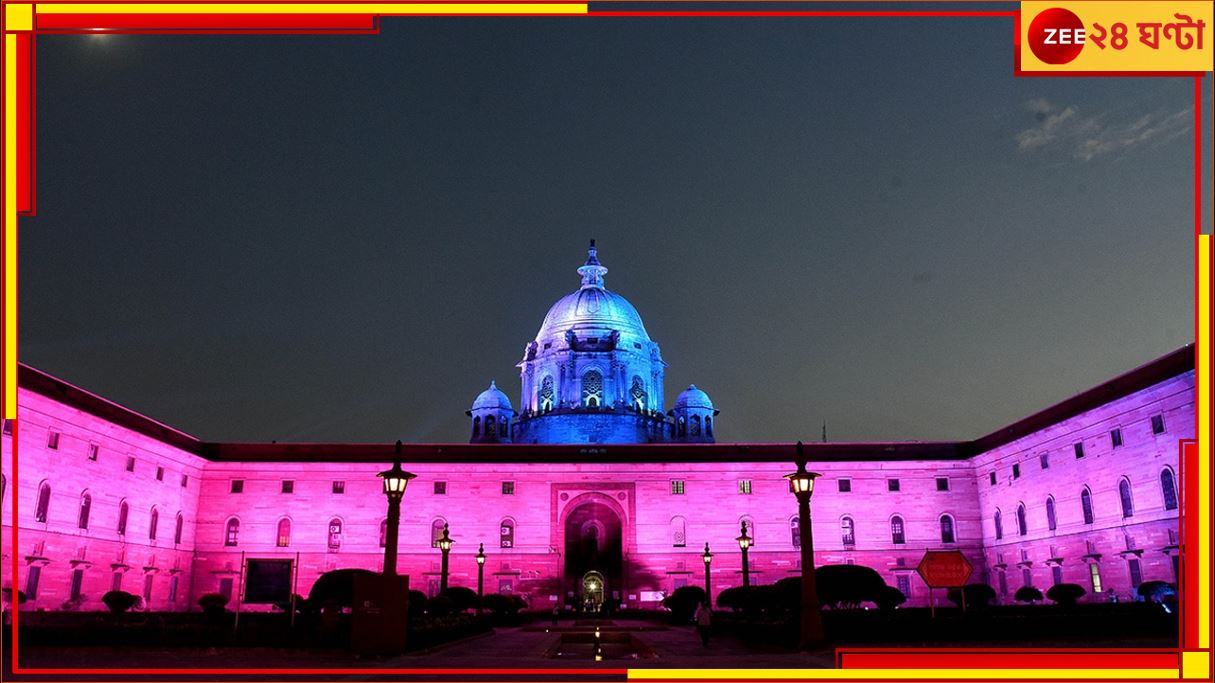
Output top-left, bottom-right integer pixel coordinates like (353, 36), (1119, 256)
(577, 239), (608, 289)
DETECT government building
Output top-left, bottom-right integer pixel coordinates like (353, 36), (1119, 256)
(0, 243), (1192, 612)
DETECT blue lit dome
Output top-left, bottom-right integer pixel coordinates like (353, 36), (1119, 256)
(471, 381), (514, 411)
(533, 242), (651, 347)
(674, 385), (713, 410)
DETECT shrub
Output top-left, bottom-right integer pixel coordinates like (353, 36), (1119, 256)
(307, 568), (380, 610)
(273, 594), (309, 613)
(197, 592), (230, 615)
(946, 584), (997, 608)
(1137, 581), (1177, 603)
(101, 590), (139, 614)
(873, 585), (907, 611)
(408, 590), (429, 618)
(437, 586), (479, 613)
(427, 595), (454, 617)
(1, 588), (27, 606)
(715, 586), (748, 612)
(815, 564), (885, 609)
(661, 585), (707, 622)
(1046, 583), (1087, 605)
(61, 595), (87, 611)
(1014, 586), (1044, 603)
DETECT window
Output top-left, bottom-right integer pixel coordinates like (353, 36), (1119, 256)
(47, 431), (60, 450)
(379, 519), (388, 548)
(143, 574), (154, 603)
(738, 479), (752, 494)
(887, 479), (900, 492)
(790, 517), (800, 547)
(277, 518), (291, 547)
(997, 570), (1008, 596)
(69, 569), (84, 601)
(328, 518), (343, 551)
(225, 518), (239, 546)
(181, 474), (189, 488)
(936, 478), (949, 491)
(431, 519), (446, 548)
(1151, 414), (1166, 434)
(1128, 558), (1143, 588)
(155, 467), (164, 482)
(1046, 496), (1057, 531)
(1074, 442), (1085, 459)
(125, 457), (136, 472)
(434, 481), (447, 495)
(111, 572), (124, 592)
(581, 370), (603, 407)
(174, 513), (184, 545)
(332, 481), (345, 494)
(1161, 468), (1178, 510)
(989, 472), (997, 486)
(671, 480), (685, 495)
(149, 508), (159, 540)
(890, 516), (905, 545)
(838, 479), (851, 493)
(671, 517), (687, 547)
(1089, 564), (1102, 593)
(1081, 488), (1094, 524)
(1016, 503), (1028, 536)
(994, 509), (1003, 540)
(539, 376), (554, 412)
(34, 482), (51, 523)
(1021, 567), (1033, 587)
(1119, 478), (1134, 518)
(117, 500), (129, 535)
(501, 481), (515, 495)
(896, 574), (911, 598)
(690, 415), (702, 436)
(485, 415), (497, 437)
(169, 575), (180, 603)
(77, 492), (92, 529)
(87, 444), (99, 461)
(940, 514), (955, 543)
(1051, 565), (1063, 586)
(841, 516), (855, 546)
(230, 480), (244, 494)
(25, 566), (41, 599)
(1, 419), (11, 436)
(281, 480), (294, 494)
(1040, 453), (1049, 469)
(500, 519), (515, 548)
(1111, 428), (1123, 448)
(1012, 464), (1021, 479)
(472, 416), (480, 438)
(705, 416), (714, 437)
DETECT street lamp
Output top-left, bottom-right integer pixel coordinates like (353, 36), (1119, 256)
(736, 521), (753, 588)
(377, 440), (417, 576)
(702, 543), (713, 605)
(785, 442), (825, 649)
(437, 523), (454, 592)
(476, 543), (486, 598)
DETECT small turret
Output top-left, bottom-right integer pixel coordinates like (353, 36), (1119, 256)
(670, 384), (717, 443)
(468, 381), (514, 443)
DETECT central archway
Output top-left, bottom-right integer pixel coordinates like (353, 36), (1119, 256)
(563, 498), (624, 611)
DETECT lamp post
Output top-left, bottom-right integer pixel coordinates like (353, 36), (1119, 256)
(785, 442), (825, 649)
(437, 523), (454, 592)
(476, 543), (486, 598)
(376, 441), (417, 577)
(702, 543), (713, 605)
(735, 521), (752, 588)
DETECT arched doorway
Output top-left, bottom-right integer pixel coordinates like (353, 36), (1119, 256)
(563, 498), (624, 611)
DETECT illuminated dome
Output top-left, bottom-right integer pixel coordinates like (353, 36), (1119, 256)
(674, 385), (714, 410)
(533, 241), (651, 348)
(471, 381), (514, 411)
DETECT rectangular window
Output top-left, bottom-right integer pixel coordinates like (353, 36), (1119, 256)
(1172, 555), (1180, 581)
(1089, 564), (1103, 593)
(1110, 428), (1123, 448)
(1012, 464), (1021, 479)
(1051, 565), (1063, 585)
(69, 569), (85, 600)
(887, 479), (900, 492)
(1, 419), (12, 436)
(896, 574), (911, 598)
(1040, 453), (1049, 469)
(111, 572), (123, 592)
(501, 481), (515, 495)
(936, 477), (949, 491)
(143, 574), (154, 602)
(47, 431), (60, 450)
(1021, 567), (1033, 587)
(838, 479), (851, 493)
(1151, 415), (1166, 434)
(1128, 558), (1143, 588)
(434, 481), (447, 495)
(281, 480), (294, 494)
(169, 575), (180, 603)
(218, 577), (234, 602)
(331, 480), (345, 494)
(670, 480), (685, 495)
(997, 570), (1008, 596)
(989, 472), (997, 486)
(738, 480), (752, 494)
(87, 444), (99, 461)
(26, 566), (42, 599)
(156, 467), (165, 482)
(181, 474), (189, 488)
(230, 479), (244, 494)
(125, 457), (136, 472)
(1074, 442), (1085, 459)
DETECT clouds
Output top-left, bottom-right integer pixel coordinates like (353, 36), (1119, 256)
(1015, 98), (1191, 161)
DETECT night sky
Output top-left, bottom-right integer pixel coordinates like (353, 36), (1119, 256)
(19, 14), (1213, 444)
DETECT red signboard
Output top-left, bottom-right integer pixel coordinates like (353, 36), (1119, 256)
(916, 550), (973, 588)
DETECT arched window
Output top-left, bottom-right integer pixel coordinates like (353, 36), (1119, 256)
(1119, 478), (1134, 518)
(790, 517), (801, 547)
(740, 516), (756, 545)
(34, 482), (50, 523)
(499, 419), (509, 437)
(939, 514), (955, 544)
(690, 415), (701, 436)
(149, 508), (159, 540)
(485, 415), (496, 436)
(840, 516), (855, 546)
(678, 416), (687, 437)
(431, 518), (447, 548)
(0, 474), (5, 508)
(77, 492), (92, 529)
(1161, 468), (1178, 511)
(1045, 496), (1057, 531)
(328, 518), (343, 551)
(1016, 503), (1028, 536)
(174, 513), (184, 545)
(539, 376), (554, 412)
(379, 519), (388, 548)
(670, 517), (687, 547)
(224, 517), (239, 546)
(630, 376), (647, 411)
(890, 516), (905, 545)
(472, 416), (481, 437)
(994, 509), (1003, 540)
(1081, 487), (1094, 524)
(277, 518), (291, 547)
(582, 370), (603, 407)
(705, 416), (713, 436)
(500, 519), (515, 548)
(117, 500), (129, 536)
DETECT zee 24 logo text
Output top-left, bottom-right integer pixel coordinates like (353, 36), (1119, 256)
(1028, 7), (1205, 65)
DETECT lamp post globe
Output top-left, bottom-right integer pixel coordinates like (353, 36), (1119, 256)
(476, 543), (486, 598)
(702, 543), (713, 605)
(377, 441), (417, 577)
(735, 521), (752, 588)
(786, 442), (826, 649)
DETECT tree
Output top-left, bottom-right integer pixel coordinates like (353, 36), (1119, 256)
(873, 585), (907, 611)
(661, 585), (707, 622)
(1014, 586), (1044, 604)
(1046, 583), (1087, 605)
(946, 584), (997, 608)
(815, 564), (885, 609)
(102, 590), (139, 613)
(438, 586), (480, 612)
(1137, 581), (1177, 603)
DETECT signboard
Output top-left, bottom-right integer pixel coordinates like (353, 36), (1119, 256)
(243, 559), (292, 604)
(352, 573), (410, 656)
(916, 550), (973, 588)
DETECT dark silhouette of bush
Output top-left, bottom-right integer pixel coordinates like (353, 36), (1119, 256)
(427, 595), (454, 617)
(1046, 583), (1087, 605)
(306, 568), (380, 610)
(661, 585), (707, 621)
(101, 590), (138, 613)
(716, 586), (748, 612)
(408, 590), (429, 618)
(1014, 586), (1044, 603)
(946, 584), (997, 608)
(873, 585), (907, 611)
(438, 586), (479, 612)
(480, 593), (525, 616)
(815, 564), (885, 609)
(197, 593), (229, 615)
(2, 588), (27, 606)
(273, 594), (310, 613)
(1137, 581), (1177, 603)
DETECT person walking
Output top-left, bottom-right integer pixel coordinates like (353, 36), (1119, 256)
(694, 600), (712, 647)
